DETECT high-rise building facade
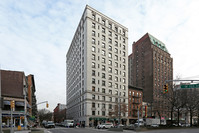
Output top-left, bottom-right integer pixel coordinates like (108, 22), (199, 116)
(66, 5), (128, 126)
(128, 33), (173, 118)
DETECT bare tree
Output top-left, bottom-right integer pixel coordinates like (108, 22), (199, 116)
(38, 109), (53, 123)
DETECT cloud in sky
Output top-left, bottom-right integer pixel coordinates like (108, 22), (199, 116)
(0, 0), (199, 111)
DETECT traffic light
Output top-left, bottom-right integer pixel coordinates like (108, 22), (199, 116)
(46, 103), (49, 108)
(163, 84), (168, 93)
(10, 100), (15, 109)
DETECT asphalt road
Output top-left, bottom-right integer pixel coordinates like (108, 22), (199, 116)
(46, 127), (199, 133)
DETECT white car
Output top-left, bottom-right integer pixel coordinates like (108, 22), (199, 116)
(97, 123), (113, 129)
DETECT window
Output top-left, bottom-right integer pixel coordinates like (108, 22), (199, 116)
(102, 35), (105, 41)
(115, 62), (118, 67)
(102, 111), (105, 116)
(92, 46), (95, 52)
(115, 41), (118, 46)
(92, 86), (95, 92)
(92, 111), (95, 115)
(115, 90), (118, 95)
(92, 38), (95, 44)
(123, 51), (125, 56)
(109, 97), (112, 102)
(108, 75), (112, 80)
(92, 14), (95, 20)
(123, 45), (125, 50)
(115, 69), (118, 75)
(92, 62), (95, 68)
(115, 27), (118, 32)
(102, 80), (106, 86)
(123, 92), (126, 96)
(92, 78), (95, 84)
(102, 50), (105, 56)
(109, 31), (112, 36)
(108, 60), (112, 65)
(122, 30), (125, 36)
(109, 90), (112, 94)
(115, 34), (118, 39)
(102, 88), (105, 93)
(102, 20), (105, 25)
(102, 73), (105, 78)
(102, 104), (106, 109)
(108, 82), (112, 87)
(123, 65), (125, 70)
(109, 38), (112, 44)
(92, 30), (95, 36)
(108, 45), (112, 51)
(102, 27), (105, 33)
(92, 22), (95, 28)
(115, 83), (118, 89)
(92, 54), (95, 60)
(108, 23), (112, 29)
(123, 78), (126, 83)
(108, 53), (112, 58)
(123, 72), (126, 77)
(92, 102), (95, 108)
(102, 43), (105, 48)
(102, 65), (105, 71)
(102, 96), (105, 101)
(102, 58), (105, 63)
(115, 77), (118, 82)
(122, 58), (125, 63)
(92, 94), (95, 100)
(92, 70), (95, 76)
(123, 38), (125, 43)
(109, 104), (112, 109)
(115, 55), (118, 60)
(108, 67), (112, 73)
(115, 48), (118, 53)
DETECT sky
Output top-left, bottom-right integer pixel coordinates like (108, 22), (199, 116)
(0, 0), (199, 111)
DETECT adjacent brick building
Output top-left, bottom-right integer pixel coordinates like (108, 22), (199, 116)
(53, 103), (67, 123)
(128, 85), (143, 124)
(0, 70), (37, 126)
(128, 33), (173, 118)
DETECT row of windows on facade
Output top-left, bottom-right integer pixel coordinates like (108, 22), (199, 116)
(91, 45), (126, 57)
(91, 28), (126, 43)
(129, 98), (142, 104)
(91, 14), (126, 36)
(92, 86), (126, 95)
(91, 54), (125, 64)
(91, 94), (126, 103)
(91, 31), (126, 45)
(92, 86), (126, 94)
(92, 60), (126, 69)
(92, 78), (126, 86)
(92, 70), (126, 82)
(92, 63), (126, 74)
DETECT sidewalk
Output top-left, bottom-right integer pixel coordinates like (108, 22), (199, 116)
(3, 128), (46, 133)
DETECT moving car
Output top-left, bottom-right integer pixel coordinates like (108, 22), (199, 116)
(45, 121), (55, 128)
(97, 123), (113, 129)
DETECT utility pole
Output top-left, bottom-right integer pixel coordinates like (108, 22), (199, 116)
(0, 66), (2, 133)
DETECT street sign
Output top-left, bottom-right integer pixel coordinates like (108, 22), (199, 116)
(181, 84), (199, 89)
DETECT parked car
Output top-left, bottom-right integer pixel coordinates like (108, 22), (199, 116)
(45, 121), (55, 128)
(151, 124), (159, 127)
(97, 123), (113, 129)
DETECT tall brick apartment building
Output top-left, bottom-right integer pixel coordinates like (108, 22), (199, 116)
(128, 33), (173, 118)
